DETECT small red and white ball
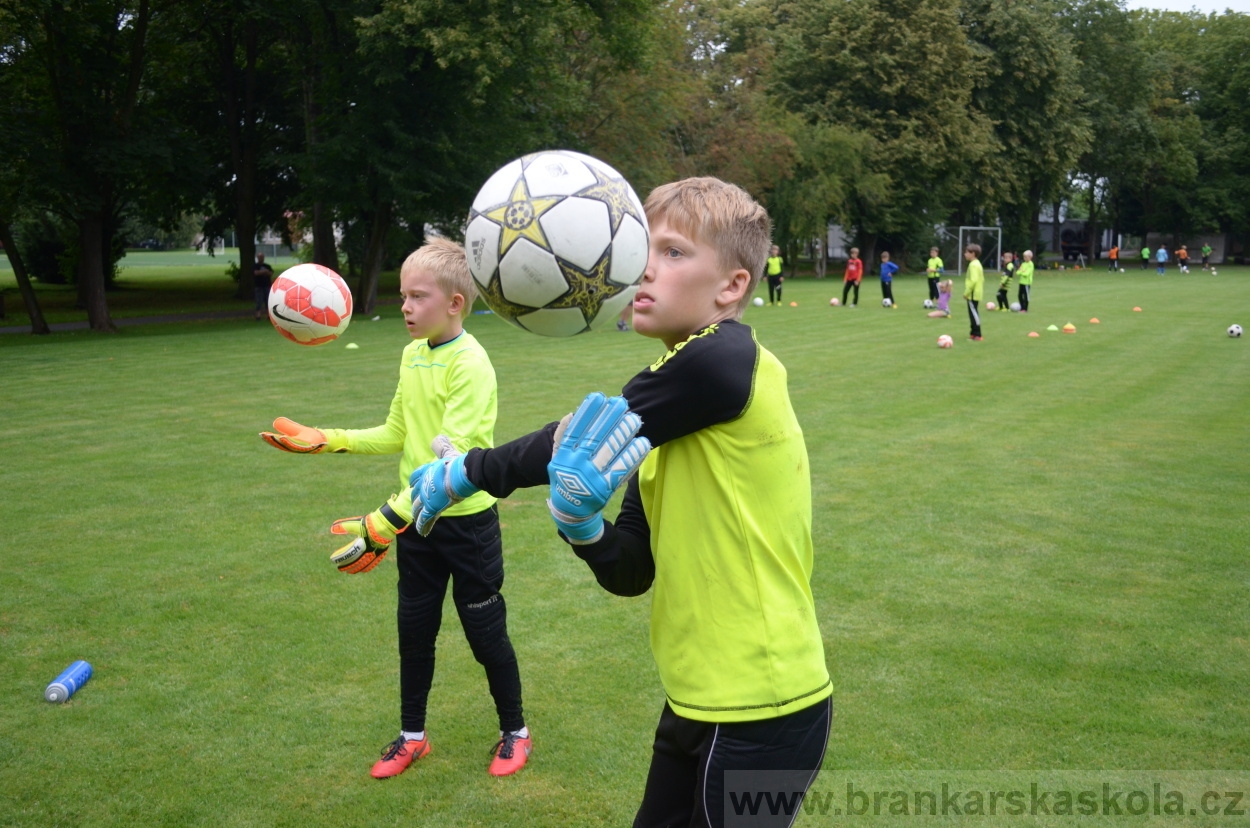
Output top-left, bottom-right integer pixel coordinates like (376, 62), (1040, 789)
(937, 334), (953, 349)
(268, 264), (354, 346)
(986, 301), (997, 311)
(830, 297), (840, 307)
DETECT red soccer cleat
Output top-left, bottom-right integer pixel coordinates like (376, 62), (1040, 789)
(370, 734), (430, 779)
(488, 731), (532, 777)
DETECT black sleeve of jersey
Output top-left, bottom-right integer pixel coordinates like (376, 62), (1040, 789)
(621, 320), (757, 447)
(566, 474), (654, 596)
(462, 421), (559, 497)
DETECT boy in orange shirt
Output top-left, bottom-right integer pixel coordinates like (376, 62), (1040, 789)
(841, 247), (863, 307)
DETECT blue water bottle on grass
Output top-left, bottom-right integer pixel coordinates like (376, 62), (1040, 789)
(45, 660), (92, 703)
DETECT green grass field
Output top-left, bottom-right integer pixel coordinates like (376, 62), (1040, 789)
(2, 270), (1248, 826)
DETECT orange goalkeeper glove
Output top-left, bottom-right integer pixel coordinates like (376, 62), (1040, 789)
(260, 417), (348, 454)
(328, 489), (412, 574)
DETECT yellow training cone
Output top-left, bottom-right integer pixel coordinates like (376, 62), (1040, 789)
(1063, 323), (1077, 334)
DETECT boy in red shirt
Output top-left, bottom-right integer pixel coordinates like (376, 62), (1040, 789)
(841, 247), (863, 307)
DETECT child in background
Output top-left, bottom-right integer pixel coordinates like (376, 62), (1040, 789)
(997, 251), (1015, 311)
(260, 239), (530, 780)
(1017, 250), (1035, 312)
(879, 250), (899, 308)
(1202, 243), (1212, 270)
(926, 246), (944, 303)
(1156, 245), (1168, 276)
(1177, 245), (1189, 272)
(766, 244), (784, 305)
(406, 177), (832, 827)
(963, 243), (984, 340)
(1141, 245), (1151, 270)
(1108, 245), (1119, 271)
(842, 246), (863, 307)
(927, 279), (953, 318)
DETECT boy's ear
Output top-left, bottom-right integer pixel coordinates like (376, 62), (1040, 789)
(719, 268), (751, 308)
(448, 292), (466, 315)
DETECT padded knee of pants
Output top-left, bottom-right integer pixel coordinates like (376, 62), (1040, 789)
(458, 593), (515, 667)
(398, 588), (444, 656)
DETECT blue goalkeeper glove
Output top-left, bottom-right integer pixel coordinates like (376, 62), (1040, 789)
(547, 392), (651, 544)
(409, 436), (479, 536)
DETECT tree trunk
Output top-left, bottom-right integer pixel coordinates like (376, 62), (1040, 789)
(1087, 183), (1098, 264)
(1051, 200), (1061, 261)
(813, 237), (826, 279)
(228, 17), (260, 301)
(78, 212), (115, 332)
(357, 200), (393, 314)
(0, 222), (51, 334)
(235, 172), (258, 300)
(312, 202), (339, 271)
(860, 231), (877, 275)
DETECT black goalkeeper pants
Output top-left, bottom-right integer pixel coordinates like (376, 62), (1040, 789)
(394, 506), (524, 734)
(634, 697), (832, 828)
(767, 276), (783, 304)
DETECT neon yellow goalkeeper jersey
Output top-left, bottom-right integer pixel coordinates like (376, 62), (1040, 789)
(459, 320), (830, 721)
(335, 332), (497, 516)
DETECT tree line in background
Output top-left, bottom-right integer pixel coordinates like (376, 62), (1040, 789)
(2, 0), (1247, 332)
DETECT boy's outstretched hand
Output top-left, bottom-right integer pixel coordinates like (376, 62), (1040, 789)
(328, 490), (412, 573)
(260, 417), (347, 454)
(547, 392), (651, 545)
(410, 436), (479, 537)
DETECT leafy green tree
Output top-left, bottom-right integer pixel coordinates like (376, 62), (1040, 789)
(0, 0), (177, 331)
(1191, 11), (1250, 254)
(769, 0), (997, 263)
(960, 0), (1090, 253)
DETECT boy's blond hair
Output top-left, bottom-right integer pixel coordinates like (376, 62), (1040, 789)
(400, 237), (477, 319)
(965, 243), (982, 256)
(644, 177), (771, 318)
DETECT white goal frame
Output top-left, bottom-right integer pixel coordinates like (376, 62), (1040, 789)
(957, 226), (1003, 275)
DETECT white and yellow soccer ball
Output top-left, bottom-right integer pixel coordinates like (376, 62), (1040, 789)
(465, 150), (647, 337)
(937, 334), (954, 348)
(1230, 324), (1243, 338)
(268, 264), (353, 346)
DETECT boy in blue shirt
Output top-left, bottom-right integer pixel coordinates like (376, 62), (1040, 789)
(879, 250), (899, 308)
